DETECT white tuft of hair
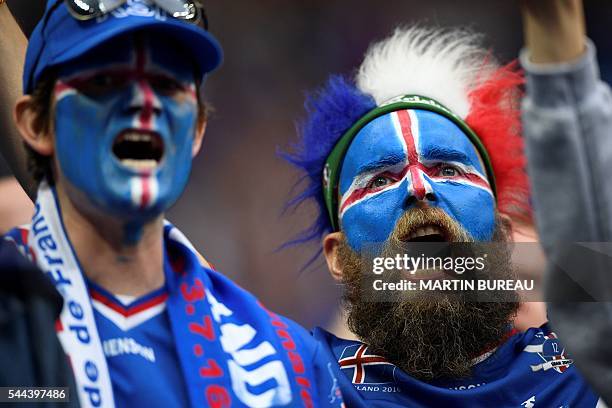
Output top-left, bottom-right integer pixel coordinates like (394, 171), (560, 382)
(355, 26), (497, 119)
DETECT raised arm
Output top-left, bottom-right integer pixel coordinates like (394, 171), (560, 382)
(520, 0), (609, 247)
(521, 0), (612, 298)
(0, 2), (35, 199)
(521, 0), (612, 290)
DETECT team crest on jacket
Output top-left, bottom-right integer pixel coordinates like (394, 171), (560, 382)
(338, 343), (397, 384)
(524, 331), (573, 373)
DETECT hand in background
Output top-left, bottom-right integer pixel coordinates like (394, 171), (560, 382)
(520, 0), (586, 64)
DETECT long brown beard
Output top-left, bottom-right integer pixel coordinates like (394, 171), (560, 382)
(339, 207), (519, 381)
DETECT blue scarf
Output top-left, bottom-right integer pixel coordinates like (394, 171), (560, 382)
(10, 182), (326, 407)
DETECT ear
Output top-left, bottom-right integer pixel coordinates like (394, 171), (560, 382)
(14, 95), (54, 156)
(323, 231), (345, 282)
(192, 115), (206, 157)
(498, 213), (514, 239)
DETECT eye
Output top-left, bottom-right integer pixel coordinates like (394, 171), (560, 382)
(438, 164), (462, 178)
(148, 75), (187, 96)
(91, 73), (114, 87)
(77, 73), (128, 96)
(367, 175), (394, 189)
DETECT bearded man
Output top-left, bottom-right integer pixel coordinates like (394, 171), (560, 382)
(1, 1), (344, 407)
(285, 26), (601, 407)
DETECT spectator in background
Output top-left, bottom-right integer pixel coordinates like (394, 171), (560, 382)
(0, 239), (78, 407)
(521, 0), (612, 403)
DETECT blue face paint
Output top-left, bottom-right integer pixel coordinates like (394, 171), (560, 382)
(338, 109), (495, 252)
(53, 32), (199, 239)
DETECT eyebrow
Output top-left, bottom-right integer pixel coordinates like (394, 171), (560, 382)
(355, 154), (404, 175)
(421, 146), (473, 164)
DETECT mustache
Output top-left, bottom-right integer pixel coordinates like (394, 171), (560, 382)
(388, 206), (472, 244)
(378, 208), (476, 282)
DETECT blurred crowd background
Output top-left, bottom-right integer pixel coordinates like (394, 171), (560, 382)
(2, 0), (611, 330)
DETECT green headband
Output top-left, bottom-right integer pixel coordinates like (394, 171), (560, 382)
(322, 94), (497, 232)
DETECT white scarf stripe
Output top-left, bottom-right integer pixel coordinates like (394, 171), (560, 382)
(30, 182), (115, 408)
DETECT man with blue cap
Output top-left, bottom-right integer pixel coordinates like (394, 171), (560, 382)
(2, 1), (344, 407)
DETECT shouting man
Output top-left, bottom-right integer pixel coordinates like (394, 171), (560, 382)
(286, 26), (600, 406)
(3, 0), (343, 407)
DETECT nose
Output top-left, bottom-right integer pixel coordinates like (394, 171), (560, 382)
(405, 167), (436, 206)
(128, 79), (162, 129)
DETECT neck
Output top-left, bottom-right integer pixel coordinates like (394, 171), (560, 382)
(55, 182), (165, 297)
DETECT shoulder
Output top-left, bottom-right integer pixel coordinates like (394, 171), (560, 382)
(313, 327), (363, 358)
(181, 252), (324, 362)
(0, 239), (62, 314)
(3, 226), (30, 251)
(0, 227), (36, 274)
(517, 324), (578, 374)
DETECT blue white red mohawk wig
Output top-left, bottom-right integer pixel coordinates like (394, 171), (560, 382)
(284, 26), (529, 251)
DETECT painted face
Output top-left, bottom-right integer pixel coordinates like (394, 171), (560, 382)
(338, 109), (495, 251)
(53, 32), (199, 223)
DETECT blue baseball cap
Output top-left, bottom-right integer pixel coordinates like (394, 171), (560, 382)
(23, 0), (223, 94)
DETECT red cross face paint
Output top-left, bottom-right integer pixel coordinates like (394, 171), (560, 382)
(338, 109), (495, 251)
(52, 32), (199, 230)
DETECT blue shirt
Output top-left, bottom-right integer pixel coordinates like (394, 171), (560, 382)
(314, 325), (599, 407)
(88, 280), (189, 408)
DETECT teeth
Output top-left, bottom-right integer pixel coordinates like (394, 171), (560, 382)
(408, 225), (443, 240)
(123, 132), (152, 142)
(121, 159), (158, 170)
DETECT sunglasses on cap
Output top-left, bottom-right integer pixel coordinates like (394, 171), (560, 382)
(64, 0), (207, 27)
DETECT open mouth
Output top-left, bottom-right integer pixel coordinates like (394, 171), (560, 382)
(397, 223), (454, 274)
(403, 224), (449, 243)
(112, 130), (164, 171)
